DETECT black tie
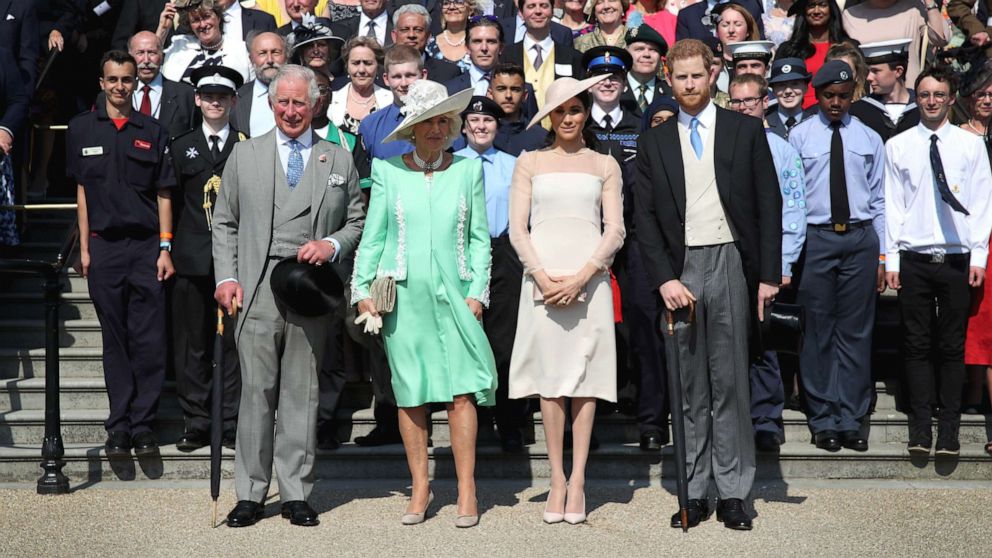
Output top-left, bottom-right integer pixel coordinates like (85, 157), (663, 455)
(829, 121), (851, 226)
(930, 134), (970, 215)
(785, 115), (797, 129)
(602, 113), (613, 132)
(210, 135), (221, 159)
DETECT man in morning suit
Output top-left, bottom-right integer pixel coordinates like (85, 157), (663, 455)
(635, 39), (781, 531)
(169, 65), (246, 452)
(213, 64), (365, 528)
(500, 0), (581, 108)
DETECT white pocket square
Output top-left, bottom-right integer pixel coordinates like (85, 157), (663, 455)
(327, 173), (346, 187)
(5, 14), (14, 21)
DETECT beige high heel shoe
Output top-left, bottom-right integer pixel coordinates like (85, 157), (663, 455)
(543, 485), (565, 524)
(455, 497), (480, 528)
(401, 489), (434, 525)
(563, 488), (586, 525)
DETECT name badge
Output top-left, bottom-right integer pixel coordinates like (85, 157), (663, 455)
(554, 63), (573, 77)
(82, 146), (104, 157)
(133, 139), (152, 150)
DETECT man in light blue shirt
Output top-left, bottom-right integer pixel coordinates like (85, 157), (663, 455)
(454, 96), (526, 452)
(359, 45), (425, 162)
(788, 60), (886, 454)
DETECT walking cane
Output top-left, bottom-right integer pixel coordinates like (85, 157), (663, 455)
(662, 301), (694, 533)
(211, 298), (237, 527)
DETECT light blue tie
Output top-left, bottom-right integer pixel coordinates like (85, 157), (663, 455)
(287, 139), (304, 189)
(689, 117), (703, 160)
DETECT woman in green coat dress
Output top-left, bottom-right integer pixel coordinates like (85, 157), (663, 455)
(351, 81), (496, 528)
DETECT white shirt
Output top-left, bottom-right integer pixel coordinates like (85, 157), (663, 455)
(627, 74), (656, 107)
(224, 0), (244, 44)
(359, 10), (388, 46)
(161, 34), (254, 84)
(514, 15), (526, 42)
(249, 79), (276, 137)
(276, 126), (314, 178)
(884, 122), (992, 272)
(677, 100), (715, 146)
(523, 34), (554, 67)
(132, 73), (164, 118)
(591, 103), (622, 129)
(468, 64), (492, 95)
(202, 122), (231, 152)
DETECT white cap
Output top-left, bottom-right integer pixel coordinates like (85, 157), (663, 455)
(727, 40), (775, 61)
(859, 39), (912, 63)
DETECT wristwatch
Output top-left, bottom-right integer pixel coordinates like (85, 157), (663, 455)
(925, 1), (938, 10)
(160, 241), (172, 253)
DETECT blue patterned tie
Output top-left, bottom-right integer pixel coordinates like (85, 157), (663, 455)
(689, 117), (703, 160)
(287, 139), (303, 190)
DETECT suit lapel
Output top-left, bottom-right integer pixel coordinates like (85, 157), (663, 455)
(713, 108), (738, 204)
(160, 80), (177, 127)
(309, 136), (332, 231)
(255, 129), (279, 216)
(657, 118), (686, 219)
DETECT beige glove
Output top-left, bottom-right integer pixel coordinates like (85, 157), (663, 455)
(354, 312), (383, 335)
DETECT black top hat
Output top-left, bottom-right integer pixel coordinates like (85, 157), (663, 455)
(269, 257), (347, 317)
(758, 302), (805, 355)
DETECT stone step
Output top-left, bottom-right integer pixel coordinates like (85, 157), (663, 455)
(1, 440), (990, 484)
(0, 408), (185, 445)
(3, 241), (63, 260)
(0, 346), (104, 378)
(0, 271), (88, 293)
(0, 319), (103, 349)
(0, 292), (97, 320)
(0, 377), (179, 412)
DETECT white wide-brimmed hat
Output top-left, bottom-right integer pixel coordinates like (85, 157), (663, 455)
(383, 80), (475, 144)
(527, 74), (610, 130)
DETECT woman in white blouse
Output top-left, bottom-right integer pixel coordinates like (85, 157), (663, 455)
(329, 36), (394, 135)
(159, 0), (252, 85)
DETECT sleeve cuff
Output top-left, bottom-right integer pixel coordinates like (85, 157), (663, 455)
(971, 249), (988, 270)
(0, 126), (12, 140)
(216, 278), (239, 288)
(885, 252), (900, 273)
(322, 237), (342, 262)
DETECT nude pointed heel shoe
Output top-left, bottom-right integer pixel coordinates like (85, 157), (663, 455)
(401, 489), (434, 525)
(563, 490), (586, 525)
(543, 486), (565, 524)
(455, 497), (480, 528)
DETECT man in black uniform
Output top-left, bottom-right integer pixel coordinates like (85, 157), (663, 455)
(169, 65), (245, 452)
(68, 50), (175, 457)
(489, 63), (547, 155)
(848, 39), (919, 143)
(583, 45), (669, 451)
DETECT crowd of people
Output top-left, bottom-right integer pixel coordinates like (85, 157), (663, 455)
(2, 0), (992, 533)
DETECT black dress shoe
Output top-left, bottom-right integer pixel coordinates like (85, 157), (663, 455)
(784, 394), (802, 412)
(176, 430), (208, 452)
(840, 430), (868, 452)
(222, 430), (237, 450)
(281, 500), (320, 526)
(935, 422), (961, 456)
(499, 428), (525, 453)
(639, 431), (665, 452)
(754, 431), (782, 453)
(716, 498), (753, 530)
(227, 500), (263, 528)
(813, 430), (841, 452)
(670, 499), (710, 529)
(105, 431), (132, 457)
(132, 431), (158, 456)
(354, 427), (402, 447)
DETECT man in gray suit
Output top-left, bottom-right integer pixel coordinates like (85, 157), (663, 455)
(212, 64), (365, 528)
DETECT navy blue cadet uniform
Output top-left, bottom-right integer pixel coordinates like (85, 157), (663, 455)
(788, 61), (885, 448)
(583, 45), (669, 446)
(67, 103), (175, 439)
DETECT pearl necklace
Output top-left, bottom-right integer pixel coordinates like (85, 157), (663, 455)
(348, 87), (375, 106)
(412, 150), (443, 172)
(441, 30), (465, 47)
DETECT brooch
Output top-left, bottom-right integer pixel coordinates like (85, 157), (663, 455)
(319, 154), (328, 163)
(186, 146), (199, 159)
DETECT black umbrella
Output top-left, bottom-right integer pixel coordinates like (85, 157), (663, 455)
(662, 303), (693, 533)
(211, 302), (235, 527)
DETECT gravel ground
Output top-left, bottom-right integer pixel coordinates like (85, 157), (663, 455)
(2, 480), (990, 557)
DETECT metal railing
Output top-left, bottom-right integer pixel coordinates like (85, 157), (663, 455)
(0, 204), (79, 495)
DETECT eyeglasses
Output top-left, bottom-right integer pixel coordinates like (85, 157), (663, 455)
(973, 92), (992, 100)
(469, 14), (500, 23)
(917, 91), (950, 102)
(728, 96), (763, 107)
(443, 0), (467, 5)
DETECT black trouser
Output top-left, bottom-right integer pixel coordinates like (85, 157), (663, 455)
(171, 274), (240, 433)
(898, 252), (971, 433)
(481, 235), (529, 433)
(318, 317), (347, 427)
(88, 233), (166, 435)
(344, 298), (398, 434)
